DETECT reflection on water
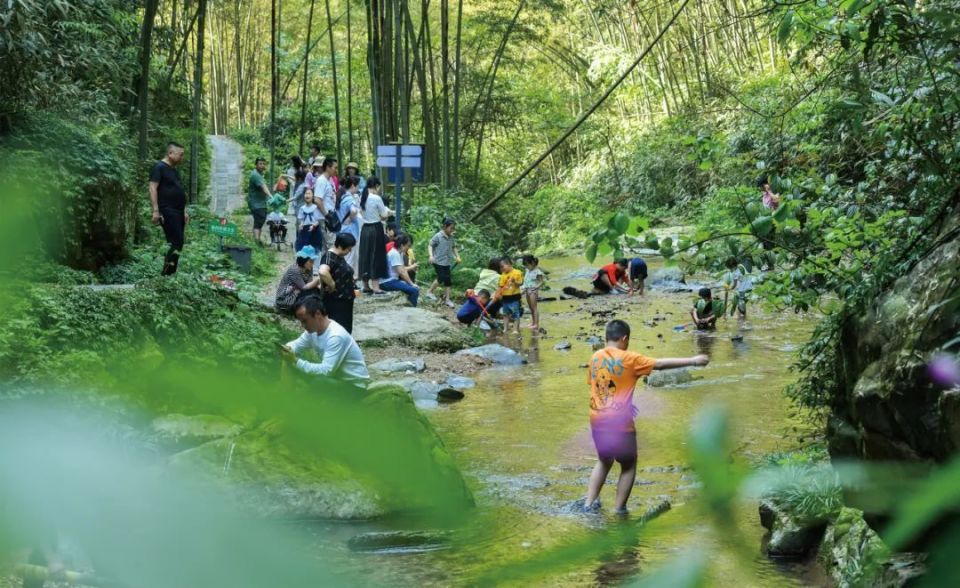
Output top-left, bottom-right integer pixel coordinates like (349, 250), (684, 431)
(330, 256), (819, 585)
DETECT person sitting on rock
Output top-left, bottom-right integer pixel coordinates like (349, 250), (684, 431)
(690, 287), (718, 330)
(281, 296), (369, 387)
(379, 234), (420, 306)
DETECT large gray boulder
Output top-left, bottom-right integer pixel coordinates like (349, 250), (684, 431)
(759, 499), (828, 559)
(455, 344), (525, 366)
(817, 508), (925, 587)
(828, 211), (960, 464)
(353, 308), (470, 352)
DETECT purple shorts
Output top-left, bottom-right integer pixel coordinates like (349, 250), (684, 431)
(591, 427), (637, 464)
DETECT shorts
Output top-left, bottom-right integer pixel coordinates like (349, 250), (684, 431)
(592, 271), (613, 292)
(434, 264), (453, 287)
(591, 427), (637, 464)
(251, 207), (267, 230)
(501, 295), (522, 319)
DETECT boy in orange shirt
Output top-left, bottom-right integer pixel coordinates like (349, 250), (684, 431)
(583, 319), (709, 515)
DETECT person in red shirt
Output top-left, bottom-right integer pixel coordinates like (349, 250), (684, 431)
(591, 259), (632, 295)
(582, 319), (709, 515)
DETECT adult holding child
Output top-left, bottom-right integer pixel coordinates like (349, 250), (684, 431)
(358, 176), (392, 294)
(149, 142), (188, 276)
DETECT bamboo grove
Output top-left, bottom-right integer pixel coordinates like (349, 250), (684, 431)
(128, 0), (782, 191)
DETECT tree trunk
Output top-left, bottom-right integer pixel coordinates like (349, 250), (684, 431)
(189, 0), (207, 204)
(270, 0), (277, 179)
(324, 0), (343, 164)
(299, 0), (317, 155)
(135, 0), (160, 161)
(440, 0), (450, 189)
(347, 0), (354, 161)
(451, 0), (463, 187)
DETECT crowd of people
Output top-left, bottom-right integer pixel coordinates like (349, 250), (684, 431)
(146, 143), (763, 518)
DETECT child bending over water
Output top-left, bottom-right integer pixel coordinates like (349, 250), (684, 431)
(691, 287), (718, 329)
(583, 320), (708, 514)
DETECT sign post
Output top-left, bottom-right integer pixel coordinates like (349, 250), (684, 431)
(209, 217), (238, 251)
(395, 143), (402, 232)
(376, 143), (425, 233)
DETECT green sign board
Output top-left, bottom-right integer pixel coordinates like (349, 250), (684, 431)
(209, 220), (238, 238)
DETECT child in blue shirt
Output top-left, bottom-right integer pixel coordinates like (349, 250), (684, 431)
(457, 289), (491, 325)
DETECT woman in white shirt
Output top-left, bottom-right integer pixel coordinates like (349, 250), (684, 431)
(358, 176), (392, 294)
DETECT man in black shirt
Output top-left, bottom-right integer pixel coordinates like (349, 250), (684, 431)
(149, 142), (188, 275)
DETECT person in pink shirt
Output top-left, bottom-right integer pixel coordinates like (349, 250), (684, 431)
(758, 175), (780, 210)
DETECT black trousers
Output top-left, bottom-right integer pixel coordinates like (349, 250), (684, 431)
(324, 297), (355, 334)
(160, 206), (186, 276)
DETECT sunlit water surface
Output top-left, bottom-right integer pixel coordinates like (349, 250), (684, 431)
(307, 255), (822, 586)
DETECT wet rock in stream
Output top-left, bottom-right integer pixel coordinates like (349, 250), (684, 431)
(347, 530), (453, 552)
(645, 368), (694, 387)
(445, 375), (476, 389)
(456, 344), (526, 365)
(369, 358), (426, 374)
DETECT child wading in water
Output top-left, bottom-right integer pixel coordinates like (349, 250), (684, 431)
(691, 287), (718, 330)
(583, 320), (708, 515)
(498, 256), (524, 335)
(521, 255), (545, 331)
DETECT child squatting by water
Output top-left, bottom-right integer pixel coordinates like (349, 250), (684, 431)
(582, 319), (709, 515)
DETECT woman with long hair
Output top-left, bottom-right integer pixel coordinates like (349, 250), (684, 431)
(358, 176), (392, 293)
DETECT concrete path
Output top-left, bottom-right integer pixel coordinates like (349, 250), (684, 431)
(207, 135), (245, 216)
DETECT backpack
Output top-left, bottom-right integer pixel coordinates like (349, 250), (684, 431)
(324, 192), (343, 233)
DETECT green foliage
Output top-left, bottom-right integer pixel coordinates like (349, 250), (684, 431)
(101, 208), (275, 297)
(0, 275), (292, 385)
(0, 114), (139, 269)
(0, 0), (138, 121)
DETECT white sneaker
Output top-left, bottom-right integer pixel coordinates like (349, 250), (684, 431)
(425, 293), (438, 301)
(444, 300), (456, 309)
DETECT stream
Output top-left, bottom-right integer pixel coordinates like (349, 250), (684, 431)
(306, 254), (821, 586)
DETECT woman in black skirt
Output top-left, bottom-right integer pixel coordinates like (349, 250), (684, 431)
(358, 176), (392, 293)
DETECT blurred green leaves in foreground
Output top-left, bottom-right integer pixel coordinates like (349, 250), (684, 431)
(2, 161), (959, 586)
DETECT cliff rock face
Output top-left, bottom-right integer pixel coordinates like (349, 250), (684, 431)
(828, 212), (960, 463)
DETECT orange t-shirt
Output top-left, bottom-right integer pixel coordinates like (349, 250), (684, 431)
(600, 263), (625, 286)
(587, 348), (656, 432)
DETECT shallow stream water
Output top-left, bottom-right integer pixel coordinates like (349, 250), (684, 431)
(310, 254), (820, 586)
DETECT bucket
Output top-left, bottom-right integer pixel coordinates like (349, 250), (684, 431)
(224, 245), (252, 273)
